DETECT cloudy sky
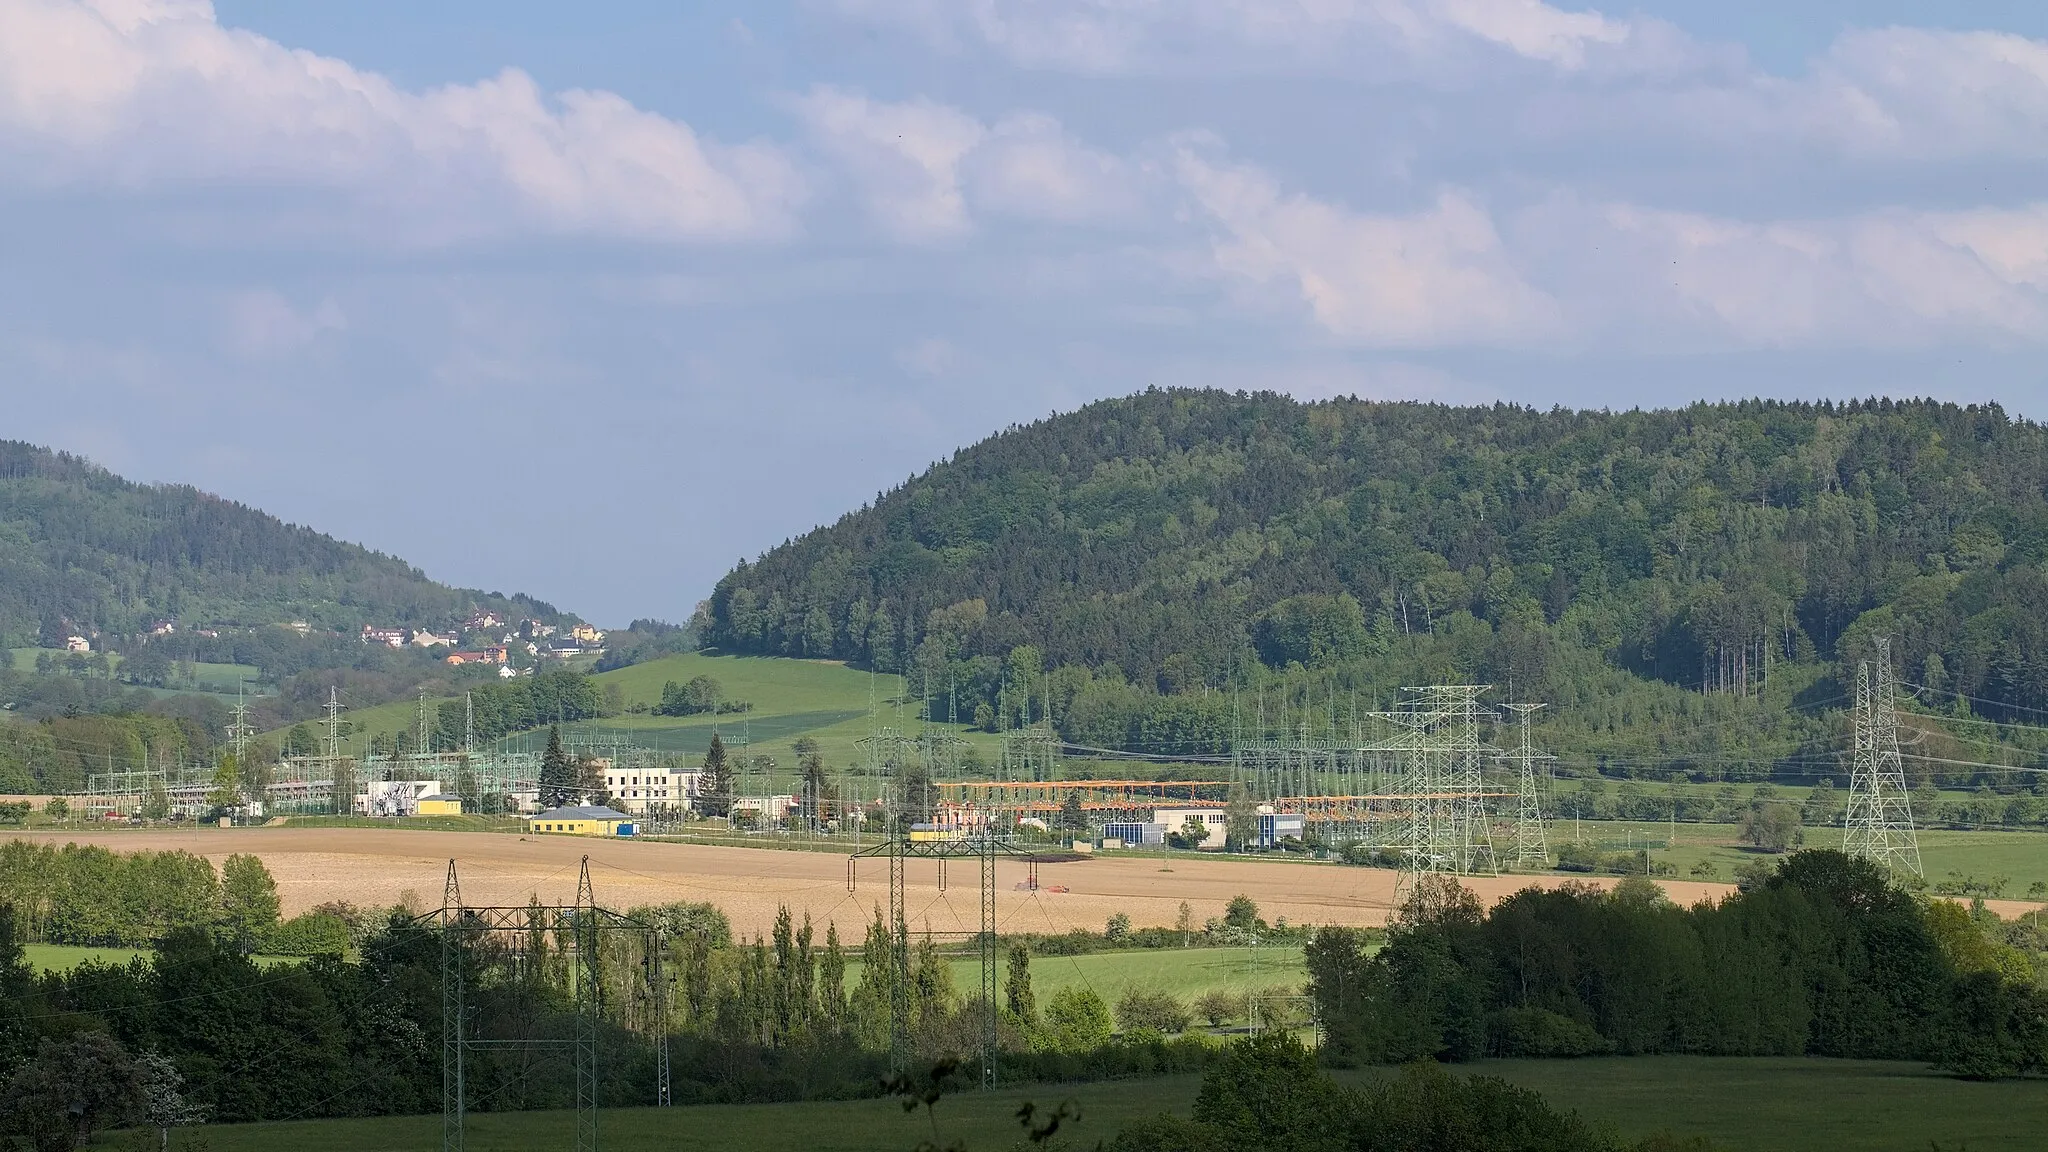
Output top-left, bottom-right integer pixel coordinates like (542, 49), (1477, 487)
(5, 1), (2047, 624)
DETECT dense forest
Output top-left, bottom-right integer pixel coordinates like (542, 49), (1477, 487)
(710, 393), (2048, 779)
(0, 440), (571, 646)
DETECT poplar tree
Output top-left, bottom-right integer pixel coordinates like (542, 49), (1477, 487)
(819, 921), (845, 1028)
(1004, 941), (1035, 1022)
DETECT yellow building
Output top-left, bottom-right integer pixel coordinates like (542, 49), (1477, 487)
(416, 794), (463, 817)
(525, 804), (634, 836)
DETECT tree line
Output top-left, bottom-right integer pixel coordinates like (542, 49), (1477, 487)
(1306, 851), (2048, 1079)
(0, 840), (357, 955)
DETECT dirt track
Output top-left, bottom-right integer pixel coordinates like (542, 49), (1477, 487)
(3, 827), (1783, 939)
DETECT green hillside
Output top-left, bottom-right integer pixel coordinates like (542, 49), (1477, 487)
(320, 653), (983, 772)
(0, 440), (571, 645)
(545, 653), (994, 769)
(706, 392), (2048, 784)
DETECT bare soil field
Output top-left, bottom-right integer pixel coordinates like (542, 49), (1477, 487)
(1, 827), (1778, 938)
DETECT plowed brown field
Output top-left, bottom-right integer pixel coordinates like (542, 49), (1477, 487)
(2, 827), (1777, 938)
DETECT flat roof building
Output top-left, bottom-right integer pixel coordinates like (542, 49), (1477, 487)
(525, 804), (634, 837)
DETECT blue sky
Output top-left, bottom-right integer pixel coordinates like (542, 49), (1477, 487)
(4, 1), (2047, 625)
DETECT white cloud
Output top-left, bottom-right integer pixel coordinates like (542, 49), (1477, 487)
(792, 86), (986, 240)
(1559, 200), (2048, 346)
(827, 0), (1677, 77)
(793, 89), (1143, 238)
(1429, 0), (1624, 69)
(223, 289), (345, 359)
(964, 113), (1141, 223)
(1169, 142), (2048, 350)
(1803, 28), (2048, 161)
(1174, 145), (1558, 347)
(896, 336), (957, 376)
(0, 0), (803, 242)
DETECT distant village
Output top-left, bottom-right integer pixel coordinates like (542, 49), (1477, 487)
(49, 610), (606, 679)
(354, 611), (608, 678)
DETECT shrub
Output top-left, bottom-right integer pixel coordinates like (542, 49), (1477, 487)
(1192, 990), (1239, 1028)
(1105, 912), (1132, 944)
(1555, 841), (1599, 872)
(1116, 988), (1191, 1034)
(1492, 1007), (1615, 1057)
(1044, 987), (1114, 1050)
(265, 911), (351, 956)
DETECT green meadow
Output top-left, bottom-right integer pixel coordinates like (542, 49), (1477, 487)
(183, 1056), (2048, 1152)
(843, 944), (1310, 1006)
(22, 943), (301, 973)
(1556, 818), (2048, 896)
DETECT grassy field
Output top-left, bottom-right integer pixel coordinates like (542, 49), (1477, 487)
(317, 653), (983, 773)
(843, 944), (1310, 1006)
(7, 647), (263, 693)
(1561, 818), (2048, 896)
(23, 943), (148, 971)
(22, 943), (304, 973)
(182, 1056), (2048, 1151)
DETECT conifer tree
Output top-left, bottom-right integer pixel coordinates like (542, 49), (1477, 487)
(538, 725), (578, 808)
(698, 733), (734, 817)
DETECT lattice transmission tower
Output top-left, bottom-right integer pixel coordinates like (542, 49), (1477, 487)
(1383, 685), (1499, 879)
(1500, 702), (1552, 869)
(1844, 637), (1922, 876)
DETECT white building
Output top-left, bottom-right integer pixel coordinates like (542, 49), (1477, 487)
(732, 793), (798, 826)
(1150, 806), (1230, 848)
(359, 779), (448, 817)
(602, 766), (701, 814)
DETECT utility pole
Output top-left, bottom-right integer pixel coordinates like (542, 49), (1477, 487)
(227, 680), (254, 761)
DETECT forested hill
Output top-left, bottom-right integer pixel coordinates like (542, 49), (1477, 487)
(0, 441), (567, 645)
(709, 391), (2048, 767)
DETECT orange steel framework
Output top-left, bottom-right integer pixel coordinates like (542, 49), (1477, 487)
(933, 779), (1509, 817)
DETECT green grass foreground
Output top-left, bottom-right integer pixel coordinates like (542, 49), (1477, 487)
(180, 1056), (2047, 1152)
